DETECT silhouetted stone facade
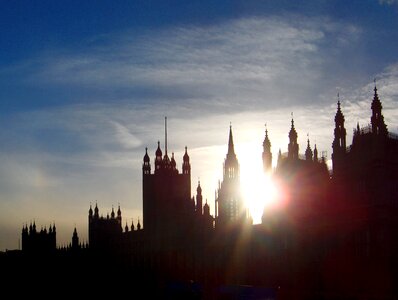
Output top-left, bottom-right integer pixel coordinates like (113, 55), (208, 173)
(10, 86), (398, 299)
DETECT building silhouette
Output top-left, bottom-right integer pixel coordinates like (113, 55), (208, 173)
(21, 222), (56, 253)
(7, 85), (398, 298)
(215, 125), (248, 229)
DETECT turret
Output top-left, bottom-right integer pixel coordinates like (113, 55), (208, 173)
(203, 199), (210, 216)
(143, 147), (151, 175)
(155, 141), (163, 172)
(94, 203), (99, 219)
(72, 227), (79, 249)
(117, 204), (122, 223)
(171, 152), (177, 172)
(111, 206), (115, 219)
(88, 204), (93, 220)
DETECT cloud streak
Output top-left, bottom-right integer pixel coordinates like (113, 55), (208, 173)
(27, 16), (362, 111)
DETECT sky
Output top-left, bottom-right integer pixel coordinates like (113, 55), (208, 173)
(1, 0), (398, 250)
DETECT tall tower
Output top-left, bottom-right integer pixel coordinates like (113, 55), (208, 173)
(262, 125), (272, 172)
(142, 119), (192, 237)
(371, 83), (388, 136)
(216, 125), (245, 228)
(332, 97), (347, 176)
(288, 117), (299, 160)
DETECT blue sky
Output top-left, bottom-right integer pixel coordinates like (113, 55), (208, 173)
(1, 0), (398, 250)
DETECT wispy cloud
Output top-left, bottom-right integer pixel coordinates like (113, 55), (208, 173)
(25, 16), (362, 112)
(110, 121), (142, 149)
(379, 0), (398, 6)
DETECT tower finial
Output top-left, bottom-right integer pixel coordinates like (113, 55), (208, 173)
(291, 112), (295, 128)
(165, 116), (168, 155)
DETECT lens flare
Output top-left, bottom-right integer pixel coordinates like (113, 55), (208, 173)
(240, 145), (278, 224)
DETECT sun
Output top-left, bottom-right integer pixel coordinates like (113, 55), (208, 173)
(239, 143), (278, 224)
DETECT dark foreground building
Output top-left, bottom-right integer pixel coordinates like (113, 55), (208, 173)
(3, 86), (398, 299)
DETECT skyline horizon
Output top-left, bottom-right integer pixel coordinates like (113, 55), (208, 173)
(2, 83), (395, 251)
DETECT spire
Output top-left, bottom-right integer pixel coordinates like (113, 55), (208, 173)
(162, 117), (172, 169)
(288, 114), (299, 160)
(117, 204), (122, 224)
(182, 146), (190, 175)
(94, 202), (99, 218)
(332, 95), (347, 177)
(313, 144), (318, 162)
(137, 218), (141, 230)
(165, 117), (168, 156)
(196, 180), (203, 215)
(262, 123), (272, 172)
(224, 124), (239, 180)
(335, 94), (344, 124)
(305, 134), (313, 161)
(228, 124), (235, 156)
(371, 79), (388, 136)
(111, 206), (115, 219)
(125, 222), (129, 233)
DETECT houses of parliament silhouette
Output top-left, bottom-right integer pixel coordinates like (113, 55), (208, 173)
(4, 85), (398, 299)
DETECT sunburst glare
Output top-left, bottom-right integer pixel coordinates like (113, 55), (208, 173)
(239, 143), (278, 224)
